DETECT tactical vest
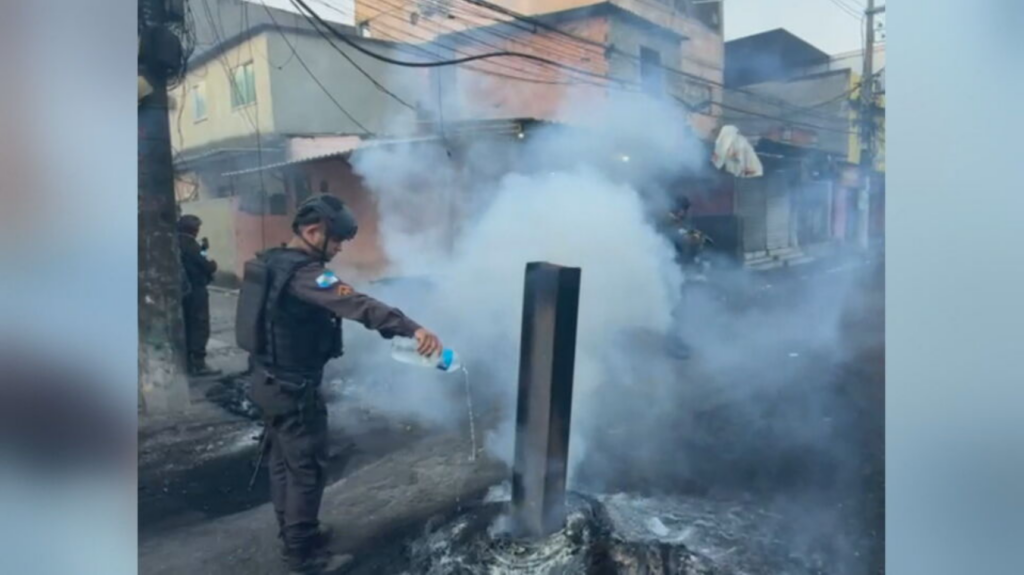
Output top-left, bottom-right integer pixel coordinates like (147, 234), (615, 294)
(237, 248), (342, 379)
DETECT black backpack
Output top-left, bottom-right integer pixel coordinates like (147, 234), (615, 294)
(235, 257), (271, 355)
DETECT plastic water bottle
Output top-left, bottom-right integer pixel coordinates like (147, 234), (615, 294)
(390, 337), (461, 372)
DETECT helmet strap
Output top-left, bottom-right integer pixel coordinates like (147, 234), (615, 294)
(319, 233), (330, 262)
(297, 223), (331, 263)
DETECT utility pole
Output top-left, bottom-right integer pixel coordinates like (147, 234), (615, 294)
(858, 0), (882, 250)
(139, 0), (190, 414)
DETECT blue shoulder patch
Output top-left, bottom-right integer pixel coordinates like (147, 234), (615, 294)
(315, 270), (340, 289)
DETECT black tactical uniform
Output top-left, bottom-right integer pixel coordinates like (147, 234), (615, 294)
(178, 215), (219, 375)
(237, 196), (422, 573)
(660, 196), (694, 266)
(661, 197), (694, 358)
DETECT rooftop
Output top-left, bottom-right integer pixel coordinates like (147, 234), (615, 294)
(725, 28), (831, 88)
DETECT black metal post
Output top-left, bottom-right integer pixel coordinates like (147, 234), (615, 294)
(510, 262), (582, 538)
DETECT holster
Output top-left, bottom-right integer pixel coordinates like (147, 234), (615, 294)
(247, 369), (321, 420)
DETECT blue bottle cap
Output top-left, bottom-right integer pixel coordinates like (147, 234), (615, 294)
(438, 349), (454, 371)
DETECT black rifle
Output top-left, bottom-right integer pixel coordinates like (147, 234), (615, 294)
(248, 425), (271, 491)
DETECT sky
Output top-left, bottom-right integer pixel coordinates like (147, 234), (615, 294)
(250, 0), (356, 25)
(724, 0), (883, 55)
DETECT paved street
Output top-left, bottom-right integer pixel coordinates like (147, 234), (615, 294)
(138, 255), (883, 574)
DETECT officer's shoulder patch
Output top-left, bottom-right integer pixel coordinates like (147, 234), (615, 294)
(315, 270), (340, 289)
(336, 284), (354, 297)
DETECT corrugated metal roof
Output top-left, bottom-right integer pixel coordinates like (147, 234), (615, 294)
(221, 135), (450, 177)
(221, 120), (535, 177)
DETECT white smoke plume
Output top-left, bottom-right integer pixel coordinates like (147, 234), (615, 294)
(299, 31), (886, 571)
(332, 92), (697, 452)
(323, 77), (881, 572)
(335, 85), (872, 465)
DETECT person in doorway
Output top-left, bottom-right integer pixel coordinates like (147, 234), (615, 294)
(237, 194), (442, 574)
(178, 214), (220, 376)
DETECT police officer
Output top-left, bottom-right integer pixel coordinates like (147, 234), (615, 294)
(178, 214), (220, 376)
(238, 195), (441, 574)
(664, 196), (693, 263)
(660, 196), (696, 359)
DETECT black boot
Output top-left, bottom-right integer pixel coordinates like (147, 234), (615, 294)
(188, 358), (222, 377)
(280, 524), (334, 560)
(284, 545), (351, 575)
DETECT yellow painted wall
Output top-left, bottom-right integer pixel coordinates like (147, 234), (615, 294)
(170, 34), (275, 153)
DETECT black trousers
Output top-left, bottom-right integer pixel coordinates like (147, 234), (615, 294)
(182, 288), (211, 365)
(266, 389), (330, 558)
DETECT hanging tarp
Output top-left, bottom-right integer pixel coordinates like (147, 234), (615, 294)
(712, 125), (765, 178)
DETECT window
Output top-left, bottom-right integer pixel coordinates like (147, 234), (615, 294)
(230, 62), (256, 108)
(692, 1), (723, 33)
(640, 47), (665, 96)
(191, 82), (208, 122)
(292, 174), (312, 205)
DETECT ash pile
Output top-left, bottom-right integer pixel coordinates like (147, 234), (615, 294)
(348, 485), (835, 575)
(339, 262), (871, 574)
(350, 492), (709, 575)
(204, 372), (261, 420)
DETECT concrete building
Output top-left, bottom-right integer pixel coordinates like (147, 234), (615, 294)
(353, 0), (725, 137)
(172, 1), (728, 283)
(720, 29), (885, 261)
(171, 1), (439, 283)
(172, 1), (432, 201)
(219, 120), (534, 283)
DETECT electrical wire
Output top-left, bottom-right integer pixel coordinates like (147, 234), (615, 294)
(159, 0), (197, 89)
(287, 0), (416, 109)
(455, 0), (726, 77)
(382, 1), (857, 133)
(243, 1), (269, 250)
(253, 1), (860, 142)
(368, 0), (704, 100)
(307, 0), (356, 21)
(364, 3), (625, 90)
(447, 0), (847, 123)
(824, 0), (863, 20)
(367, 6), (568, 79)
(456, 0), (608, 55)
(712, 100), (855, 136)
(811, 81), (863, 109)
(200, 0), (262, 134)
(429, 0), (620, 70)
(259, 0), (372, 133)
(362, 1), (855, 135)
(353, 0), (840, 128)
(836, 0), (867, 12)
(290, 0), (627, 85)
(452, 0), (729, 83)
(368, 22), (603, 88)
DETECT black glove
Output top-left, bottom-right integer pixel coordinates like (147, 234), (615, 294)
(200, 237), (210, 251)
